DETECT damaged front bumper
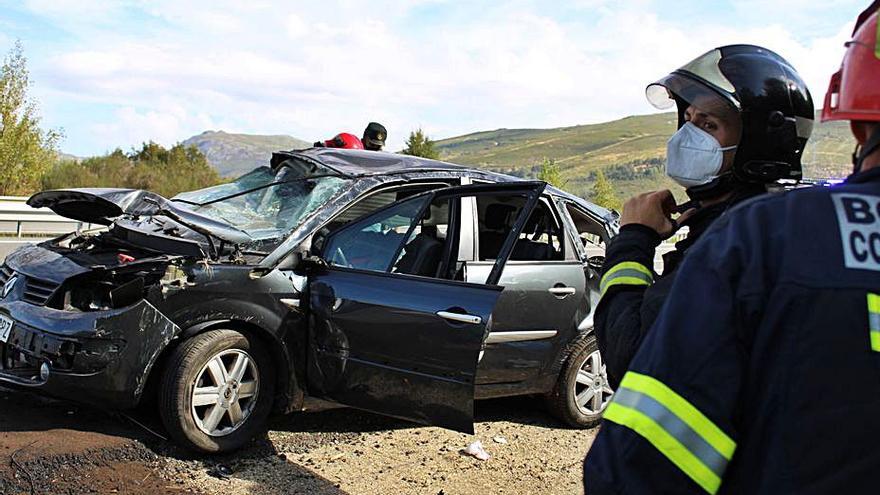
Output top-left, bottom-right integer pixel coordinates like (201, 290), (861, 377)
(0, 298), (179, 409)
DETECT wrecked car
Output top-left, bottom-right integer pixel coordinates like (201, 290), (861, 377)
(0, 148), (617, 453)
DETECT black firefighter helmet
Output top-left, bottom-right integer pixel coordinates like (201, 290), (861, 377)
(647, 44), (814, 200)
(363, 122), (387, 151)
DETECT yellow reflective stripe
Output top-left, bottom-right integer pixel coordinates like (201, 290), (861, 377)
(604, 402), (722, 494)
(601, 276), (651, 296)
(620, 372), (736, 460)
(868, 293), (880, 313)
(867, 293), (880, 352)
(600, 261), (653, 296)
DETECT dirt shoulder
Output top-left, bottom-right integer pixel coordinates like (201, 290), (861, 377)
(0, 386), (597, 495)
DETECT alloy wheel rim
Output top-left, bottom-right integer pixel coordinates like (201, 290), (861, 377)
(191, 349), (260, 437)
(573, 349), (613, 415)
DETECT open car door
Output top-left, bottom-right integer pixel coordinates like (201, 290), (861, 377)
(305, 182), (546, 433)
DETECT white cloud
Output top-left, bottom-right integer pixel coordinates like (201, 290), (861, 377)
(16, 0), (860, 155)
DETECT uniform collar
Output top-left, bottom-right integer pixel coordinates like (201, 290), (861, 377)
(846, 167), (880, 184)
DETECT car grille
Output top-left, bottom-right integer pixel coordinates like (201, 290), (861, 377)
(0, 265), (61, 306)
(22, 277), (60, 306)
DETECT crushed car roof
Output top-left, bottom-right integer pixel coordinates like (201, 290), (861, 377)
(272, 148), (472, 177)
(272, 148), (616, 217)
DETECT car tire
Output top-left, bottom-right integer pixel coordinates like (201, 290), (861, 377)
(159, 329), (274, 453)
(545, 334), (613, 428)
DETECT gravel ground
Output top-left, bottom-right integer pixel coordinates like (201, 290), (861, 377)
(0, 386), (598, 494)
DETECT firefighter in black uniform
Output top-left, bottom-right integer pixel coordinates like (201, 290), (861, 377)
(584, 4), (880, 493)
(595, 45), (814, 389)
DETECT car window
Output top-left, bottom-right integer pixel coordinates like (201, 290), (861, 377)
(323, 183), (453, 233)
(324, 195), (428, 273)
(325, 188), (537, 280)
(564, 202), (607, 252)
(511, 200), (566, 261)
(477, 196), (563, 261)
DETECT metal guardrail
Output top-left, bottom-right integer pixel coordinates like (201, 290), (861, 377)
(0, 196), (93, 237)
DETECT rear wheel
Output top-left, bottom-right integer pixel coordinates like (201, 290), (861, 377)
(159, 329), (274, 453)
(546, 335), (613, 428)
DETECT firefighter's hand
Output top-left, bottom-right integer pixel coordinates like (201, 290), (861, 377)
(620, 190), (697, 239)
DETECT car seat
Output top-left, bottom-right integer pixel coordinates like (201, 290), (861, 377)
(479, 203), (517, 260)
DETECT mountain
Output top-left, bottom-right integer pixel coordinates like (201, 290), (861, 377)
(436, 112), (853, 201)
(182, 131), (310, 177)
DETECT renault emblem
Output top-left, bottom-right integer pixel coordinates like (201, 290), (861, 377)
(2, 275), (18, 298)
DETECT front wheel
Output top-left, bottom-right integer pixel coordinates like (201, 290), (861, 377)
(159, 329), (274, 453)
(545, 335), (614, 428)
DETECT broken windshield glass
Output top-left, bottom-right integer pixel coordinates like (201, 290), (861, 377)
(182, 176), (350, 242)
(167, 158), (349, 244)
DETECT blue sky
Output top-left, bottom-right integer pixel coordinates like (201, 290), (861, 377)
(0, 0), (865, 156)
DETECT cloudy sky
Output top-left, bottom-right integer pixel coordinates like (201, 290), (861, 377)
(0, 0), (865, 156)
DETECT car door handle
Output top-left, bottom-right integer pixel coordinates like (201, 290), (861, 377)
(436, 311), (482, 325)
(548, 286), (576, 296)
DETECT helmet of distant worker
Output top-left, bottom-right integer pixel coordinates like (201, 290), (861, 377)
(316, 133), (365, 150)
(647, 44), (814, 202)
(362, 122), (387, 151)
(822, 2), (880, 173)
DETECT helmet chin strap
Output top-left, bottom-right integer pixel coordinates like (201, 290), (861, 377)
(684, 172), (739, 202)
(853, 126), (880, 174)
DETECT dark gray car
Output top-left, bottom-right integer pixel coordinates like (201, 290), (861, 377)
(0, 148), (617, 452)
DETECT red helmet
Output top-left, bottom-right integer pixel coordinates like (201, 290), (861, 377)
(822, 3), (880, 130)
(323, 133), (364, 150)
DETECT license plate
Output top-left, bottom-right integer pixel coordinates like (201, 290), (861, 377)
(0, 314), (13, 343)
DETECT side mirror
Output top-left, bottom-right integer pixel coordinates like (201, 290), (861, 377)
(276, 251), (303, 271)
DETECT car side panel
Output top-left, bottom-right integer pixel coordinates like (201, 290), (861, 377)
(466, 261), (589, 386)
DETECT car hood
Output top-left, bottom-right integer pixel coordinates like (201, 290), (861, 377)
(28, 188), (253, 245)
(28, 188), (166, 225)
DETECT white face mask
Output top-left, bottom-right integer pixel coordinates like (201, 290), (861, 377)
(666, 122), (737, 188)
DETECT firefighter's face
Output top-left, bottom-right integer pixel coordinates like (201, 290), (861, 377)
(684, 101), (742, 171)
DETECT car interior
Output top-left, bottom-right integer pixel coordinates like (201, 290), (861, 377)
(476, 197), (565, 262)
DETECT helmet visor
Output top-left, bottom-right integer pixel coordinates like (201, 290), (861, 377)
(647, 73), (740, 128)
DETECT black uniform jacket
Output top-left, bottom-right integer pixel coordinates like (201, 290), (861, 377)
(595, 201), (733, 389)
(585, 168), (880, 494)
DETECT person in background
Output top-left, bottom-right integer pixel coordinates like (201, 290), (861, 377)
(313, 133), (365, 149)
(362, 122), (387, 151)
(594, 45), (814, 390)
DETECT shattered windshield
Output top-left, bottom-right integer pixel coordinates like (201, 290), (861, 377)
(171, 162), (350, 242)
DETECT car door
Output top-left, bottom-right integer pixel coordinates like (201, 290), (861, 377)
(466, 197), (590, 386)
(305, 182), (546, 433)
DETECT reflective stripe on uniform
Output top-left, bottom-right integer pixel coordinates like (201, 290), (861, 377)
(599, 261), (653, 297)
(867, 293), (880, 351)
(602, 372), (736, 494)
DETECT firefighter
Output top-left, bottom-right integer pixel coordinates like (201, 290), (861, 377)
(584, 4), (880, 493)
(313, 133), (365, 149)
(362, 122), (387, 151)
(594, 45), (814, 389)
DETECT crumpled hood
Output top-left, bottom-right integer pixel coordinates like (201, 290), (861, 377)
(27, 188), (253, 245)
(5, 244), (90, 285)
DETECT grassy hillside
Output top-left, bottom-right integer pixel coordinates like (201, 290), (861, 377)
(182, 130), (310, 177)
(436, 112), (853, 203)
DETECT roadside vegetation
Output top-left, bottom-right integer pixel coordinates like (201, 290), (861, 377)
(0, 42), (221, 198)
(0, 41), (61, 195)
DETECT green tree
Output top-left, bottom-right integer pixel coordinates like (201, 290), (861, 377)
(41, 142), (221, 198)
(537, 157), (564, 188)
(591, 169), (622, 211)
(401, 128), (440, 159)
(0, 41), (61, 195)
